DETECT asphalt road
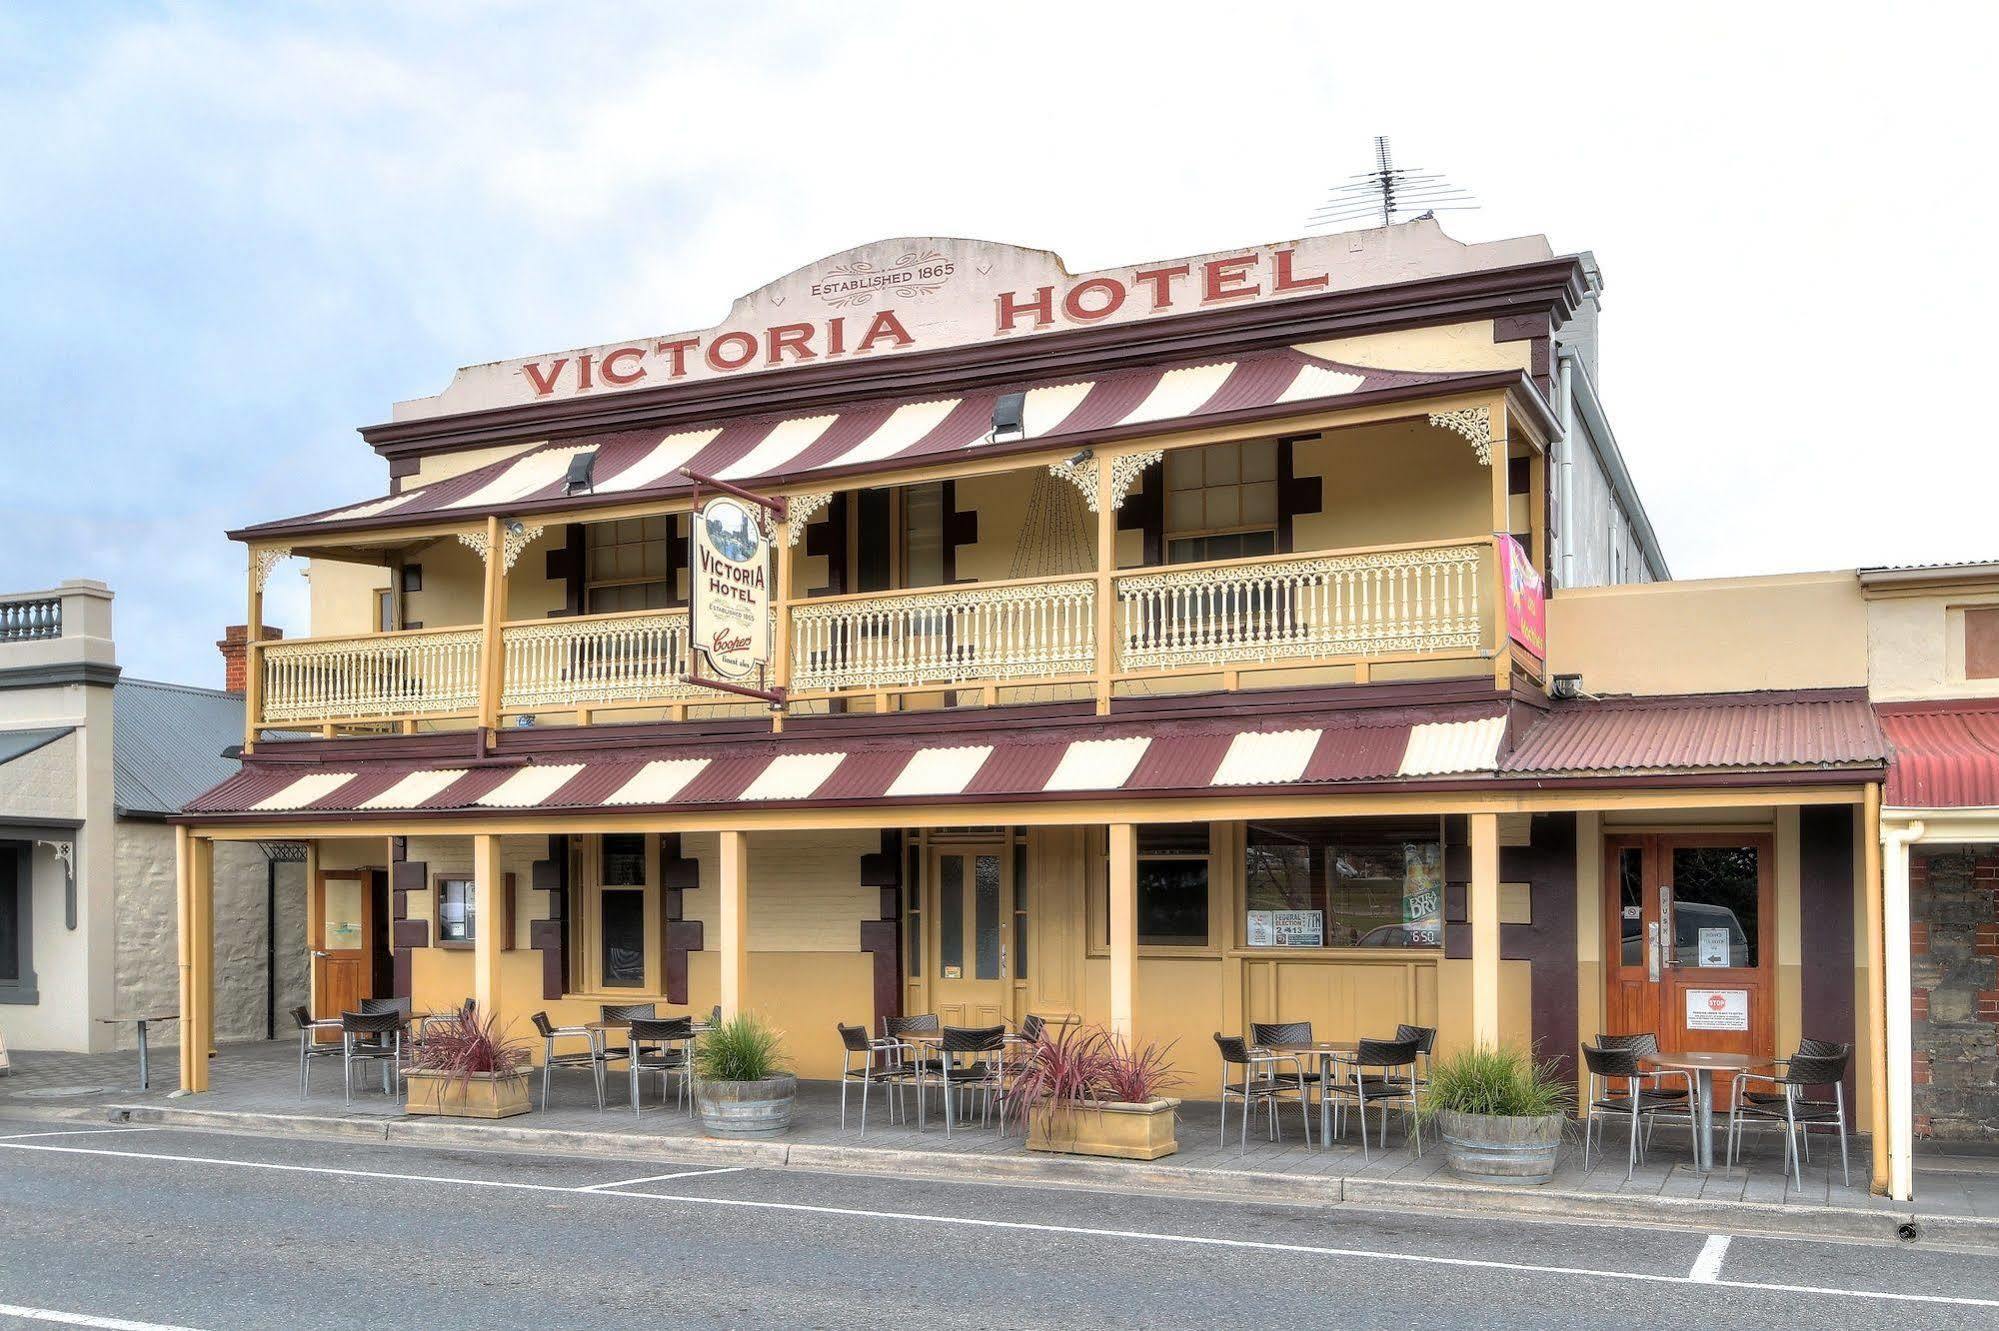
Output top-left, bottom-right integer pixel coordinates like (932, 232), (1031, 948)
(0, 1115), (1994, 1330)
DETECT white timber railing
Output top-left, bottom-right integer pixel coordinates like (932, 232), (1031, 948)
(499, 609), (713, 712)
(788, 574), (1097, 694)
(1114, 540), (1487, 673)
(257, 626), (483, 725)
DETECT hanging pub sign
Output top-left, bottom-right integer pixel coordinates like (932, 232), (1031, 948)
(692, 494), (771, 681)
(1497, 533), (1547, 663)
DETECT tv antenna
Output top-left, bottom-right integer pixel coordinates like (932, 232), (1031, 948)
(1307, 136), (1478, 232)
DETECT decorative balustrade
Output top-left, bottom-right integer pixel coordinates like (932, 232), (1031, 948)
(789, 575), (1097, 694)
(258, 627), (483, 725)
(1114, 541), (1487, 673)
(0, 597), (61, 642)
(500, 609), (712, 712)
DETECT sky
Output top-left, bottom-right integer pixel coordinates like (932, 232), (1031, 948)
(3, 2), (1995, 685)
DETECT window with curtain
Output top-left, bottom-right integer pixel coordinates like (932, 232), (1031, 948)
(1164, 440), (1278, 565)
(585, 516), (675, 613)
(436, 877), (475, 944)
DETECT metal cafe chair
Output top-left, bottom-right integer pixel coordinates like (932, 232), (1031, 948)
(1327, 1036), (1423, 1162)
(837, 1021), (909, 1135)
(291, 1005), (341, 1096)
(1214, 1033), (1313, 1154)
(1394, 1023), (1437, 1093)
(1594, 1031), (1693, 1152)
(627, 1016), (695, 1116)
(340, 1010), (404, 1105)
(932, 1025), (1006, 1138)
(358, 996), (412, 1019)
(1727, 1043), (1853, 1188)
(884, 1013), (944, 1102)
(532, 1011), (609, 1111)
(1581, 1043), (1697, 1180)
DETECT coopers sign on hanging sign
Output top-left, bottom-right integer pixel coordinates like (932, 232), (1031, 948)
(692, 496), (770, 682)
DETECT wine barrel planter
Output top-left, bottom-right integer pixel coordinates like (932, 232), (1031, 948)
(1438, 1110), (1566, 1185)
(696, 1073), (797, 1138)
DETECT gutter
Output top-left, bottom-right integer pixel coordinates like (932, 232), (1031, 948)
(1558, 347), (1671, 581)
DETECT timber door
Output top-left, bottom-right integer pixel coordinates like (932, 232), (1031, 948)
(1604, 834), (1775, 1100)
(311, 868), (375, 1038)
(927, 844), (1012, 1029)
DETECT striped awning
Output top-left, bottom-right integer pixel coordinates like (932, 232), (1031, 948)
(240, 347), (1492, 540)
(183, 706), (1511, 821)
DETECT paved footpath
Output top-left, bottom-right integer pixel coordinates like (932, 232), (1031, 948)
(1, 1115), (1996, 1330)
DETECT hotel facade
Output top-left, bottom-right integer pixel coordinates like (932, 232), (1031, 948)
(172, 222), (1919, 1190)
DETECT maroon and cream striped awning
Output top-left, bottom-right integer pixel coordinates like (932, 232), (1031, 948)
(238, 348), (1497, 540)
(184, 702), (1512, 821)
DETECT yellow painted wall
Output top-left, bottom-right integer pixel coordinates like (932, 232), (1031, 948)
(1548, 571), (1867, 696)
(305, 560), (390, 638)
(411, 442), (541, 487)
(1291, 420), (1490, 552)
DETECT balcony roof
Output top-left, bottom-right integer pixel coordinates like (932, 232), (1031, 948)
(234, 349), (1537, 544)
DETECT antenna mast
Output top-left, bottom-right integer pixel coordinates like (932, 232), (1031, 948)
(1307, 136), (1478, 233)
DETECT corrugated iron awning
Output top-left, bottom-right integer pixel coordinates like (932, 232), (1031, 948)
(1878, 701), (1999, 809)
(1502, 692), (1887, 777)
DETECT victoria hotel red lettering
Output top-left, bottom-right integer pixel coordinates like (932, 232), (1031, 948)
(515, 248), (1327, 397)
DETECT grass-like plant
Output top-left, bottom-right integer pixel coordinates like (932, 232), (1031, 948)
(1420, 1043), (1571, 1119)
(408, 1008), (528, 1084)
(1004, 1022), (1179, 1118)
(694, 1013), (790, 1083)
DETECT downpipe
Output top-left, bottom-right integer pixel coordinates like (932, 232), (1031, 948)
(1880, 819), (1924, 1203)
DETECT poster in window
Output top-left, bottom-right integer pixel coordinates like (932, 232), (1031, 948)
(1696, 927), (1731, 968)
(1272, 910), (1323, 947)
(1685, 988), (1749, 1032)
(1400, 843), (1443, 945)
(1246, 910), (1275, 947)
(691, 495), (770, 680)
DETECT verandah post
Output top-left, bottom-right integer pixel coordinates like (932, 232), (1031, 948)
(1470, 811), (1501, 1046)
(1108, 823), (1137, 1039)
(718, 829), (749, 1019)
(177, 827), (215, 1092)
(473, 833), (505, 1020)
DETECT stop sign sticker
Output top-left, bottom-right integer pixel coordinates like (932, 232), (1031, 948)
(1687, 989), (1749, 1031)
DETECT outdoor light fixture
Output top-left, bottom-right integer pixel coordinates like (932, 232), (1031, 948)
(564, 449), (597, 495)
(503, 518), (526, 537)
(1551, 673), (1585, 700)
(1067, 448), (1091, 467)
(990, 391), (1027, 442)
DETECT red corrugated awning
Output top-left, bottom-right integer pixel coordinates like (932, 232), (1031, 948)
(1877, 700), (1999, 809)
(1502, 691), (1887, 777)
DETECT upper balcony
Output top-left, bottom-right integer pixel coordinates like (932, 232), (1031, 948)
(235, 358), (1551, 745)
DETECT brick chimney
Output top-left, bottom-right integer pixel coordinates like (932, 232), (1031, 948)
(218, 624), (282, 693)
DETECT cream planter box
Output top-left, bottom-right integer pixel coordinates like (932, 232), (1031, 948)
(404, 1069), (533, 1119)
(1026, 1098), (1180, 1160)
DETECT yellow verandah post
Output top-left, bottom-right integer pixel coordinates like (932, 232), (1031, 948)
(472, 833), (505, 1021)
(1470, 812), (1501, 1046)
(1108, 823), (1137, 1039)
(177, 828), (215, 1092)
(718, 830), (749, 1019)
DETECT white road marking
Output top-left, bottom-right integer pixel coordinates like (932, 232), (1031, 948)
(0, 1128), (156, 1142)
(1689, 1233), (1732, 1282)
(0, 1301), (207, 1330)
(576, 1166), (744, 1192)
(5, 1139), (1996, 1310)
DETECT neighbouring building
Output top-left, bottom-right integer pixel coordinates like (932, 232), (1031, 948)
(0, 580), (306, 1054)
(171, 222), (1919, 1190)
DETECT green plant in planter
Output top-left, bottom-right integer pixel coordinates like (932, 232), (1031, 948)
(409, 1009), (529, 1088)
(695, 1013), (789, 1083)
(1420, 1044), (1571, 1119)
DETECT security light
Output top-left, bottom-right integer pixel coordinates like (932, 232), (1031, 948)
(991, 392), (1027, 442)
(564, 449), (598, 495)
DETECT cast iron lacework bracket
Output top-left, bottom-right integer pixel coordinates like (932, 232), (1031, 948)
(784, 491), (832, 547)
(1049, 449), (1162, 513)
(1427, 405), (1495, 466)
(458, 523), (546, 572)
(250, 547), (293, 592)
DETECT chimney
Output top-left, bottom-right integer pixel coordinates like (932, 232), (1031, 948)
(218, 624), (282, 693)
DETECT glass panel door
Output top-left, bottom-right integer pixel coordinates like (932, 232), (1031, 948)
(928, 845), (1010, 1029)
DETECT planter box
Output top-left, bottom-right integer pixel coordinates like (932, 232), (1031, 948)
(1437, 1109), (1565, 1185)
(696, 1074), (797, 1138)
(1027, 1098), (1180, 1160)
(404, 1068), (532, 1119)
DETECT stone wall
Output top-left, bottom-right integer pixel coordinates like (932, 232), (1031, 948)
(112, 821), (308, 1049)
(1910, 847), (1999, 1141)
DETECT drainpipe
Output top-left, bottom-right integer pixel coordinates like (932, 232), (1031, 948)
(265, 856), (277, 1041)
(1556, 348), (1576, 589)
(1880, 818), (1924, 1202)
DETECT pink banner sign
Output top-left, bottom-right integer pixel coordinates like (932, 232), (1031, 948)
(1498, 533), (1546, 662)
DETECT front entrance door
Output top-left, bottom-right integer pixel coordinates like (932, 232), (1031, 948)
(311, 867), (376, 1038)
(927, 844), (1012, 1029)
(1604, 834), (1775, 1100)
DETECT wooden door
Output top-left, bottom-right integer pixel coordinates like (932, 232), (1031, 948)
(927, 844), (1012, 1029)
(1603, 834), (1775, 1100)
(311, 868), (374, 1039)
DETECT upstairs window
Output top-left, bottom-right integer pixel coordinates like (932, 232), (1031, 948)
(1966, 607), (1999, 680)
(586, 516), (674, 613)
(1165, 440), (1278, 564)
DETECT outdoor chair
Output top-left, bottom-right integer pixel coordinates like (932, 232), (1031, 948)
(531, 1011), (609, 1111)
(1581, 1043), (1698, 1180)
(358, 996), (412, 1019)
(1393, 1023), (1437, 1094)
(837, 1021), (909, 1135)
(627, 1016), (694, 1116)
(1727, 1043), (1853, 1188)
(885, 1013), (944, 1084)
(291, 1004), (341, 1096)
(1214, 1033), (1313, 1154)
(601, 1002), (657, 1023)
(340, 1010), (404, 1105)
(1593, 1031), (1693, 1152)
(1249, 1021), (1324, 1095)
(931, 1025), (1006, 1138)
(1327, 1035), (1423, 1161)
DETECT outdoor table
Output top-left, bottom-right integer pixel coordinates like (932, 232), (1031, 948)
(586, 1019), (708, 1102)
(95, 1014), (178, 1090)
(1252, 1040), (1357, 1149)
(1643, 1051), (1770, 1172)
